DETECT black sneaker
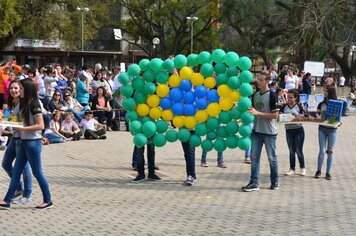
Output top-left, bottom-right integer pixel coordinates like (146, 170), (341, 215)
(132, 174), (145, 182)
(314, 171), (321, 178)
(0, 202), (10, 210)
(100, 135), (107, 140)
(325, 173), (332, 180)
(183, 175), (194, 186)
(154, 166), (159, 170)
(147, 173), (161, 181)
(270, 182), (279, 190)
(242, 182), (259, 192)
(34, 202), (53, 210)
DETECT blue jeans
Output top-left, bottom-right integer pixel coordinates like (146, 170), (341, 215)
(136, 144), (155, 175)
(45, 132), (65, 143)
(245, 148), (251, 158)
(181, 141), (196, 179)
(66, 106), (90, 122)
(4, 139), (51, 203)
(286, 128), (305, 170)
(317, 126), (337, 173)
(201, 151), (223, 163)
(1, 138), (32, 198)
(132, 146), (139, 168)
(250, 131), (279, 185)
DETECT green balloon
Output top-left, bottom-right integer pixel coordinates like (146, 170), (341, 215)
(118, 72), (130, 86)
(178, 128), (191, 142)
(139, 59), (150, 71)
(122, 98), (136, 111)
(226, 67), (239, 77)
(155, 71), (169, 84)
(144, 82), (156, 95)
(133, 91), (147, 104)
(218, 111), (231, 124)
(240, 111), (255, 124)
(237, 56), (252, 71)
(134, 133), (147, 147)
(201, 139), (214, 152)
(227, 76), (241, 89)
(238, 137), (252, 150)
(212, 49), (226, 63)
(153, 133), (166, 147)
(240, 71), (253, 83)
(200, 63), (214, 77)
(189, 135), (202, 147)
(239, 83), (253, 97)
(156, 119), (168, 133)
(121, 85), (134, 98)
(217, 126), (228, 138)
(213, 139), (226, 152)
(224, 52), (239, 67)
(130, 120), (142, 135)
(187, 54), (199, 67)
(143, 71), (155, 82)
(150, 58), (164, 72)
(216, 73), (228, 85)
(206, 117), (219, 131)
(127, 111), (139, 121)
(132, 77), (145, 91)
(165, 129), (178, 142)
(141, 116), (152, 124)
(238, 97), (252, 111)
(239, 124), (252, 137)
(195, 123), (208, 136)
(206, 131), (217, 140)
(142, 121), (157, 138)
(226, 135), (239, 149)
(128, 64), (141, 77)
(198, 51), (212, 64)
(230, 107), (242, 119)
(174, 54), (187, 68)
(214, 63), (227, 74)
(226, 121), (239, 135)
(162, 59), (175, 73)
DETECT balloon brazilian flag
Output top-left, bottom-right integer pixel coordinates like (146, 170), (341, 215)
(121, 49), (254, 152)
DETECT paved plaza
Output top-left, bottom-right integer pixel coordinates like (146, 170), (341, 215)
(1, 115), (356, 235)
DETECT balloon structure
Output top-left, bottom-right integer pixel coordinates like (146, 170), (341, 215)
(122, 49), (254, 151)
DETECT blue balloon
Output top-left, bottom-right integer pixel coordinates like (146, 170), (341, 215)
(179, 80), (192, 92)
(172, 102), (184, 115)
(195, 98), (208, 110)
(194, 85), (207, 98)
(183, 91), (196, 104)
(160, 97), (172, 110)
(207, 89), (220, 103)
(169, 88), (183, 102)
(184, 104), (196, 116)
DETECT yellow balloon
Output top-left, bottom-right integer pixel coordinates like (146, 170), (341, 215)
(191, 73), (204, 86)
(217, 84), (231, 98)
(147, 94), (160, 107)
(136, 104), (150, 117)
(162, 109), (173, 121)
(195, 110), (208, 122)
(156, 84), (170, 98)
(149, 107), (162, 120)
(172, 116), (185, 128)
(204, 76), (216, 89)
(179, 66), (193, 80)
(184, 116), (197, 129)
(230, 90), (241, 101)
(207, 103), (221, 117)
(168, 74), (182, 87)
(219, 97), (233, 111)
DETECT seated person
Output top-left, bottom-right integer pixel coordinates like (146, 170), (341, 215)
(60, 112), (83, 141)
(62, 90), (89, 122)
(44, 110), (67, 143)
(48, 91), (67, 112)
(348, 87), (356, 106)
(79, 110), (107, 140)
(91, 86), (113, 131)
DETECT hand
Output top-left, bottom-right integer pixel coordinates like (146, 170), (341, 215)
(248, 107), (259, 116)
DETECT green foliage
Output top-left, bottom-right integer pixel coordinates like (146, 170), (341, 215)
(0, 0), (21, 37)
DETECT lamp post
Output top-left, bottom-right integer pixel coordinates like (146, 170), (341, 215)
(152, 37), (160, 58)
(186, 16), (198, 54)
(77, 7), (89, 66)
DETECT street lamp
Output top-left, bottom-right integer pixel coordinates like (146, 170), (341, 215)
(152, 37), (160, 57)
(77, 7), (89, 66)
(186, 16), (198, 54)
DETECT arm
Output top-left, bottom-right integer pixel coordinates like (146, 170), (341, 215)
(18, 115), (44, 132)
(248, 107), (279, 120)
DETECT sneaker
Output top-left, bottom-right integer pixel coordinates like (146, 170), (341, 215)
(325, 173), (332, 180)
(0, 146), (6, 150)
(147, 173), (161, 181)
(217, 162), (227, 168)
(0, 202), (10, 210)
(183, 175), (194, 186)
(34, 202), (53, 210)
(200, 162), (208, 167)
(285, 169), (295, 176)
(12, 197), (32, 204)
(270, 182), (279, 190)
(154, 166), (159, 170)
(13, 190), (23, 199)
(242, 182), (259, 192)
(300, 168), (306, 176)
(100, 135), (107, 140)
(244, 157), (251, 164)
(314, 171), (321, 178)
(132, 166), (138, 171)
(132, 174), (145, 182)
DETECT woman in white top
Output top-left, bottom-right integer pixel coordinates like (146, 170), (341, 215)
(285, 68), (299, 91)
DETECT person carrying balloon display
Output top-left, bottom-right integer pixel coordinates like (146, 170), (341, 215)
(132, 143), (161, 182)
(242, 72), (280, 192)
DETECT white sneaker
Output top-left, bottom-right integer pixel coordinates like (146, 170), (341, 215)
(285, 169), (295, 176)
(300, 168), (306, 176)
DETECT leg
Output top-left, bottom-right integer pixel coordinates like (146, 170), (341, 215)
(84, 129), (98, 139)
(317, 126), (328, 172)
(181, 141), (196, 179)
(250, 131), (263, 185)
(217, 151), (223, 163)
(95, 128), (106, 137)
(132, 146), (139, 168)
(2, 139), (23, 192)
(146, 143), (156, 174)
(326, 129), (337, 174)
(295, 128), (305, 169)
(264, 134), (279, 184)
(105, 110), (113, 127)
(201, 150), (207, 163)
(286, 129), (296, 170)
(136, 146), (145, 176)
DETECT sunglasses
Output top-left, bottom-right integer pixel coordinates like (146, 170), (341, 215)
(54, 94), (61, 96)
(64, 94), (70, 97)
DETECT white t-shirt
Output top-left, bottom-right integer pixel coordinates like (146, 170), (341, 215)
(79, 118), (98, 131)
(113, 73), (122, 91)
(339, 76), (345, 86)
(61, 120), (79, 132)
(285, 75), (298, 90)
